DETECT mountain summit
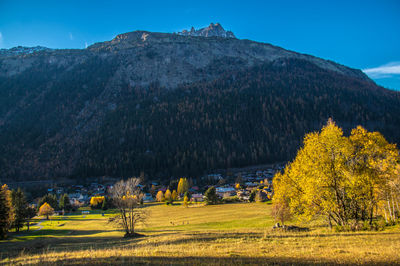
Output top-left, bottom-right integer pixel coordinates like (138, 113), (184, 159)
(177, 23), (236, 38)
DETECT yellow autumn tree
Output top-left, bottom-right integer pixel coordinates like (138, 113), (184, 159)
(156, 191), (164, 202)
(348, 126), (400, 223)
(164, 189), (172, 205)
(273, 119), (400, 228)
(38, 202), (54, 220)
(90, 196), (105, 209)
(171, 190), (178, 201)
(183, 195), (189, 207)
(177, 178), (189, 196)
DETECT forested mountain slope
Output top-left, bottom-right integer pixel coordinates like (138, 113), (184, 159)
(0, 27), (399, 180)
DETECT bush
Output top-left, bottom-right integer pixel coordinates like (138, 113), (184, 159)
(223, 196), (241, 204)
(249, 190), (256, 202)
(204, 186), (219, 205)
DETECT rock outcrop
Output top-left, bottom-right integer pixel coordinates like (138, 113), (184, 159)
(177, 23), (236, 38)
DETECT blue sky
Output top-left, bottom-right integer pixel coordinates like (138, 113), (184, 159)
(0, 0), (399, 90)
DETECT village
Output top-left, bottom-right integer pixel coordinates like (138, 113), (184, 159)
(23, 164), (283, 209)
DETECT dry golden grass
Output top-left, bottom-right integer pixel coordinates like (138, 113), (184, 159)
(1, 202), (400, 265)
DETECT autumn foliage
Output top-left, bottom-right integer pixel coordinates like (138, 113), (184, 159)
(273, 119), (400, 229)
(177, 178), (189, 196)
(39, 202), (54, 220)
(156, 191), (164, 202)
(90, 196), (105, 209)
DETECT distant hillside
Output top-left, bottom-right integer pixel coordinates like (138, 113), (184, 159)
(0, 25), (399, 181)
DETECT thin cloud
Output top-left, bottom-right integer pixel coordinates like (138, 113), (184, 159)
(85, 41), (88, 48)
(0, 32), (3, 47)
(69, 32), (74, 41)
(363, 62), (400, 79)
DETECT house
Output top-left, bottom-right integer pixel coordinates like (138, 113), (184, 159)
(216, 187), (236, 198)
(189, 186), (199, 193)
(143, 193), (154, 203)
(191, 193), (204, 202)
(245, 182), (259, 188)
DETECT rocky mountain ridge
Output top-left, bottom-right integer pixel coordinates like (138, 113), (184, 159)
(177, 23), (236, 38)
(0, 46), (52, 56)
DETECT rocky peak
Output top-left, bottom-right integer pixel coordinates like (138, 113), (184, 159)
(0, 46), (52, 56)
(178, 23), (236, 38)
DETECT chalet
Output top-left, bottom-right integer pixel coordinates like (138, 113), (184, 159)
(191, 193), (204, 202)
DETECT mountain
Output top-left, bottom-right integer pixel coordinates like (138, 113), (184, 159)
(1, 25), (399, 181)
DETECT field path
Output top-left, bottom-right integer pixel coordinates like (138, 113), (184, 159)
(33, 219), (45, 232)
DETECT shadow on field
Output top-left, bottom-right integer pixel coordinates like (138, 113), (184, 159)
(35, 255), (398, 265)
(0, 235), (138, 258)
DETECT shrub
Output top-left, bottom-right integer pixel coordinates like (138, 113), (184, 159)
(204, 186), (219, 205)
(249, 190), (256, 202)
(223, 196), (241, 204)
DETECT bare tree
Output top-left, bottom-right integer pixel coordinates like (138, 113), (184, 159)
(271, 200), (292, 225)
(109, 178), (147, 237)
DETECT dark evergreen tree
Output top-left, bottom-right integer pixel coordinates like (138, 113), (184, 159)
(204, 186), (219, 205)
(249, 190), (257, 203)
(25, 206), (36, 231)
(11, 188), (28, 233)
(101, 197), (108, 210)
(0, 185), (11, 239)
(59, 194), (72, 213)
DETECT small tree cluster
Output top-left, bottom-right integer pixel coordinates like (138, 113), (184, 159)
(1, 185), (39, 238)
(11, 188), (28, 233)
(164, 189), (177, 205)
(59, 194), (72, 213)
(38, 194), (58, 211)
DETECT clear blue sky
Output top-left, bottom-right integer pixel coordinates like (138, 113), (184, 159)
(0, 0), (399, 90)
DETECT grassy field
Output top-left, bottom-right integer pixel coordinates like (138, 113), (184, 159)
(1, 202), (400, 265)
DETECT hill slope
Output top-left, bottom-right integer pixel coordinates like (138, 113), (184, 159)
(0, 25), (399, 180)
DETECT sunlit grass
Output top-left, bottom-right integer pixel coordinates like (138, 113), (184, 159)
(1, 202), (399, 265)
